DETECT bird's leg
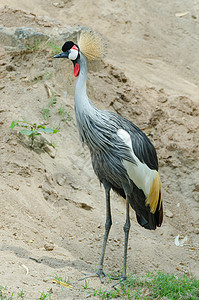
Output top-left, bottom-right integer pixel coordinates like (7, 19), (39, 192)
(112, 191), (130, 286)
(121, 194), (130, 280)
(96, 182), (112, 282)
(79, 182), (112, 283)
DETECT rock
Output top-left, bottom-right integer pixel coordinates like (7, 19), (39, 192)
(165, 210), (173, 218)
(0, 27), (48, 51)
(149, 108), (168, 127)
(6, 65), (15, 72)
(53, 2), (64, 8)
(44, 243), (54, 251)
(0, 26), (82, 53)
(112, 100), (123, 112)
(43, 145), (56, 158)
(55, 173), (66, 186)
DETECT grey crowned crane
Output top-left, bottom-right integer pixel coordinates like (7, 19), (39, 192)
(54, 29), (163, 282)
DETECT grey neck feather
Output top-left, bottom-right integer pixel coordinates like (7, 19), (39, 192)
(74, 52), (121, 152)
(75, 53), (90, 110)
(74, 53), (96, 145)
(74, 52), (136, 163)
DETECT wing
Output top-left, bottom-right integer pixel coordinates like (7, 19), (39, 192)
(121, 117), (158, 171)
(117, 125), (163, 227)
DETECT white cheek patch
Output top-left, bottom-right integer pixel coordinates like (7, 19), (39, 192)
(68, 48), (78, 60)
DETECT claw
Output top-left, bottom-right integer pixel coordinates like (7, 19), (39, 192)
(96, 269), (106, 283)
(78, 270), (106, 283)
(111, 276), (127, 288)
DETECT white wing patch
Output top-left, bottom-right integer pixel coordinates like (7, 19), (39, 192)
(117, 129), (157, 197)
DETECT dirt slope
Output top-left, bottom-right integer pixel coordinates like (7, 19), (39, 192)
(0, 1), (199, 299)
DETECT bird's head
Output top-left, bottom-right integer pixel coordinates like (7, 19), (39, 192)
(54, 29), (106, 77)
(54, 41), (80, 77)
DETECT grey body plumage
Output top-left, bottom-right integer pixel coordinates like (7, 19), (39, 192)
(54, 34), (163, 282)
(75, 53), (158, 224)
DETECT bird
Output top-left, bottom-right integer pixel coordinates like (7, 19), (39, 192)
(54, 29), (163, 283)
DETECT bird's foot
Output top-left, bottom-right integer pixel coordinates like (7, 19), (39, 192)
(79, 269), (106, 284)
(111, 275), (127, 288)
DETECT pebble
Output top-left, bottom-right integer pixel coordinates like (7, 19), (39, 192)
(6, 65), (15, 72)
(44, 243), (54, 251)
(194, 229), (199, 234)
(165, 210), (173, 218)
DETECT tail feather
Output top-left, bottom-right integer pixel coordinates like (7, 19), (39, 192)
(111, 178), (163, 230)
(130, 178), (163, 230)
(136, 214), (153, 229)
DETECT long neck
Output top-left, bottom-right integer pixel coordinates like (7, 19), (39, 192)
(75, 53), (91, 112)
(74, 53), (94, 143)
(73, 53), (116, 152)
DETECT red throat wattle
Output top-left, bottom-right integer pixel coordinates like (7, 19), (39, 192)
(73, 63), (80, 77)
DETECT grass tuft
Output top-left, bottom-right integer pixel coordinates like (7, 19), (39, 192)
(90, 271), (199, 299)
(47, 41), (62, 56)
(147, 271), (199, 299)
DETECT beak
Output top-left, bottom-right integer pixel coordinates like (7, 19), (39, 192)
(53, 51), (69, 58)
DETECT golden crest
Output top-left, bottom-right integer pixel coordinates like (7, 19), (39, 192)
(78, 28), (107, 61)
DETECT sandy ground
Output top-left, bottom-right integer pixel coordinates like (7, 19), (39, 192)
(0, 1), (199, 299)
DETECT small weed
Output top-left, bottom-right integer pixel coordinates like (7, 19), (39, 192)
(92, 287), (120, 300)
(7, 293), (14, 300)
(49, 140), (59, 149)
(89, 272), (199, 299)
(10, 118), (59, 147)
(47, 41), (62, 56)
(27, 41), (41, 52)
(45, 71), (53, 80)
(58, 105), (72, 122)
(0, 286), (7, 298)
(146, 271), (199, 299)
(49, 93), (57, 107)
(52, 273), (70, 284)
(51, 273), (73, 289)
(39, 291), (51, 300)
(41, 107), (51, 120)
(18, 289), (25, 299)
(41, 91), (57, 121)
(81, 280), (89, 290)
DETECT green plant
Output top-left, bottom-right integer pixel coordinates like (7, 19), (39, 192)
(27, 41), (41, 52)
(92, 287), (119, 300)
(10, 118), (59, 147)
(39, 291), (51, 300)
(89, 272), (199, 299)
(81, 280), (89, 290)
(48, 93), (57, 107)
(47, 41), (62, 56)
(51, 274), (74, 290)
(18, 289), (25, 299)
(146, 271), (199, 299)
(41, 91), (57, 121)
(0, 286), (15, 299)
(58, 105), (72, 122)
(0, 286), (7, 299)
(45, 71), (53, 80)
(41, 107), (50, 120)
